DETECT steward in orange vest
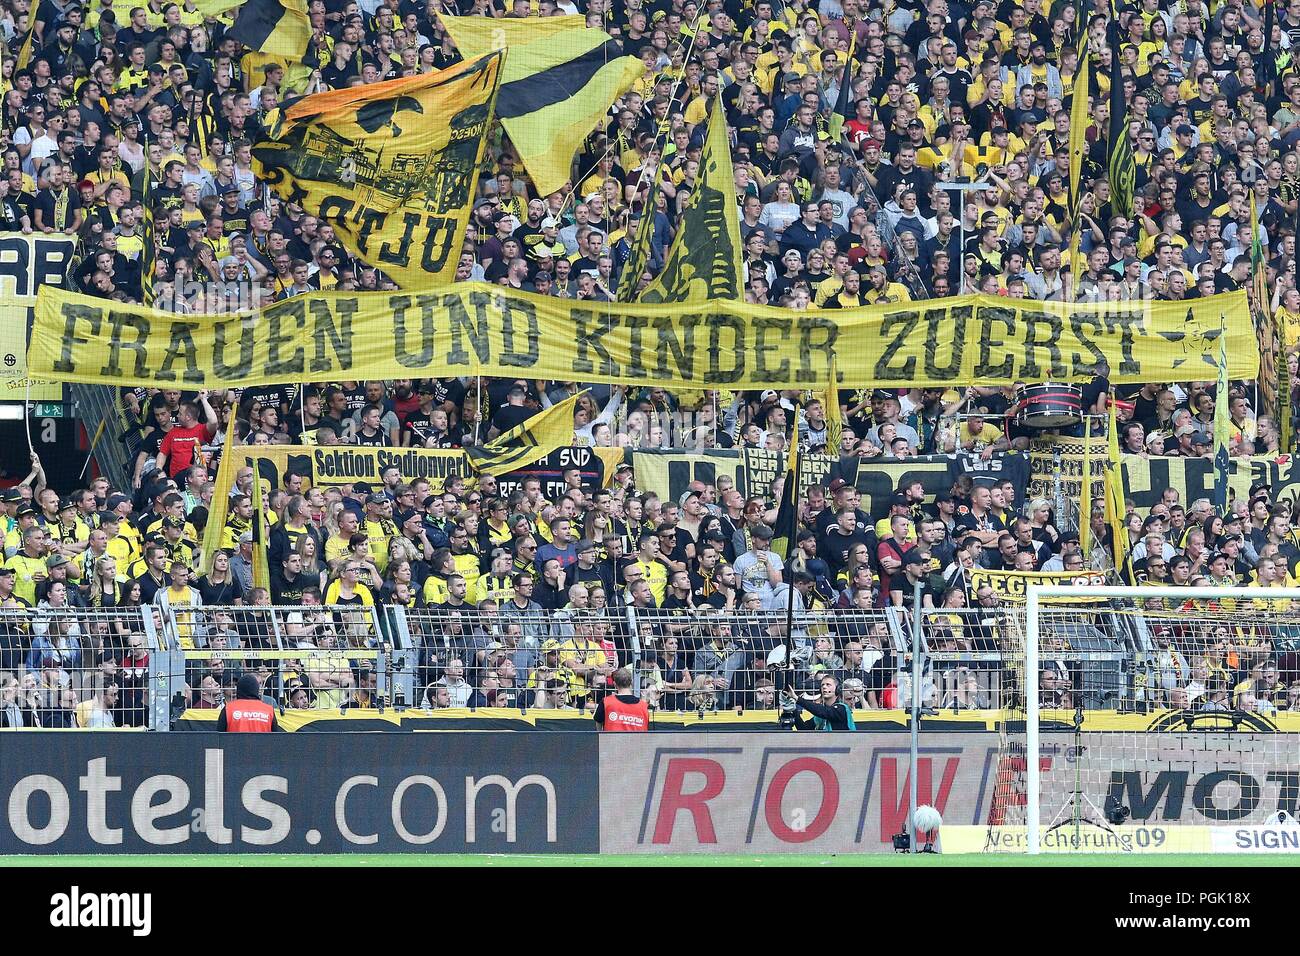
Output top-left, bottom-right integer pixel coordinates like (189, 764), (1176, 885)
(217, 674), (281, 732)
(594, 667), (649, 731)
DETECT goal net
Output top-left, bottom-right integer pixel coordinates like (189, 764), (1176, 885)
(983, 585), (1300, 854)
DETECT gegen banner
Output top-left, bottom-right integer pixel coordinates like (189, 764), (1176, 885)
(966, 567), (1109, 601)
(31, 284), (1256, 390)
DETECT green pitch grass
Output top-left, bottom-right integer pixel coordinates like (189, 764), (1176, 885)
(0, 853), (1291, 867)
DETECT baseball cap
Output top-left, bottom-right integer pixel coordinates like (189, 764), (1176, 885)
(575, 539), (596, 552)
(1190, 430), (1212, 445)
(760, 389), (779, 402)
(828, 478), (848, 493)
(0, 488), (19, 503)
(540, 216), (558, 229)
(0, 567), (13, 577)
(16, 505), (34, 517)
(107, 493), (130, 509)
(366, 493), (388, 506)
(163, 515), (185, 529)
(46, 554), (70, 569)
(902, 549), (925, 565)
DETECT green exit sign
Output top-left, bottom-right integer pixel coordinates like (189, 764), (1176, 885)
(32, 403), (63, 418)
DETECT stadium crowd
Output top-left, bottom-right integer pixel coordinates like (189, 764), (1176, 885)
(0, 0), (1298, 725)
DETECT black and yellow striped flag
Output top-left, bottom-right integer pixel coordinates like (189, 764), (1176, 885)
(1106, 10), (1134, 217)
(617, 172), (662, 302)
(228, 0), (312, 59)
(465, 391), (585, 477)
(1066, 45), (1090, 297)
(441, 16), (643, 196)
(1212, 320), (1231, 514)
(248, 456), (271, 591)
(141, 166), (156, 306)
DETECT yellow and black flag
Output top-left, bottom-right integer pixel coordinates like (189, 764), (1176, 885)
(636, 96), (744, 304)
(823, 358), (843, 454)
(441, 16), (643, 196)
(1250, 193), (1280, 416)
(1106, 10), (1134, 216)
(248, 455), (271, 592)
(1104, 398), (1130, 579)
(1066, 45), (1090, 296)
(1212, 320), (1231, 514)
(140, 166), (156, 306)
(253, 52), (502, 289)
(771, 413), (801, 561)
(465, 391), (585, 477)
(242, 51), (315, 96)
(228, 0), (313, 59)
(617, 174), (662, 302)
(828, 34), (856, 144)
(15, 22), (34, 71)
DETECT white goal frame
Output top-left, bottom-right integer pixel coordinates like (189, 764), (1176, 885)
(1024, 584), (1300, 854)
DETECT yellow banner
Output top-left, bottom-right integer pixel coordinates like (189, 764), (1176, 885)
(252, 53), (501, 288)
(31, 285), (1256, 390)
(0, 232), (75, 402)
(967, 567), (1108, 601)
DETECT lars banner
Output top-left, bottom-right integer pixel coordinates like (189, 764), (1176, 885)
(252, 53), (502, 289)
(0, 232), (75, 403)
(31, 285), (1257, 390)
(966, 568), (1108, 601)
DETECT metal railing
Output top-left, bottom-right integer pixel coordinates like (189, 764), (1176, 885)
(150, 604), (410, 718)
(69, 383), (135, 492)
(0, 599), (1291, 726)
(0, 606), (164, 729)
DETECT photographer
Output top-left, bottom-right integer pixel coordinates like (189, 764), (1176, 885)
(784, 673), (856, 731)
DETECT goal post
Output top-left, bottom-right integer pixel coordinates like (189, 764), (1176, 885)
(1012, 584), (1300, 855)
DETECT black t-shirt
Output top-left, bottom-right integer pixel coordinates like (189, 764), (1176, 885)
(822, 528), (871, 576)
(33, 187), (82, 231)
(491, 404), (534, 435)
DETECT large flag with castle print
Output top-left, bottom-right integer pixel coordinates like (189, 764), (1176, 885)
(252, 52), (503, 288)
(636, 96), (744, 304)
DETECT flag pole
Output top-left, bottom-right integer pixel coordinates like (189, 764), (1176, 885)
(781, 404), (801, 678)
(1079, 412), (1092, 556)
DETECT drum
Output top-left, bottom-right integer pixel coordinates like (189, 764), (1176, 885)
(1016, 383), (1083, 429)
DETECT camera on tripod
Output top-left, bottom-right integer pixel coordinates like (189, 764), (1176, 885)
(778, 689), (798, 729)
